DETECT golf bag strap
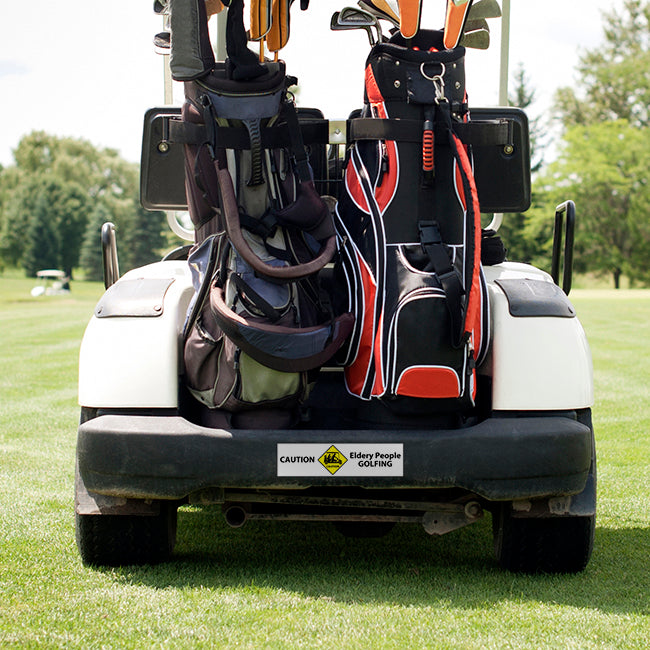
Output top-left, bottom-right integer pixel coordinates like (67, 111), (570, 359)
(419, 221), (465, 348)
(168, 118), (329, 150)
(238, 208), (278, 240)
(347, 117), (512, 147)
(280, 100), (312, 183)
(244, 118), (265, 186)
(183, 235), (223, 342)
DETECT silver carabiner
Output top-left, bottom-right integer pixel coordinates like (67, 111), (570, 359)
(420, 62), (447, 104)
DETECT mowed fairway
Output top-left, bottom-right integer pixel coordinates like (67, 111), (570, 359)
(0, 276), (648, 649)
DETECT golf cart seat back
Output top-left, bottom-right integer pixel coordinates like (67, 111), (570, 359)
(141, 107), (530, 214)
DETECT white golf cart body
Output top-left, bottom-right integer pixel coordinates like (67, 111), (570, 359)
(79, 260), (593, 413)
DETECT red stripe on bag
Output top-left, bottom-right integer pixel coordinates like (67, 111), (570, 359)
(344, 159), (371, 215)
(365, 64), (384, 104)
(344, 251), (377, 395)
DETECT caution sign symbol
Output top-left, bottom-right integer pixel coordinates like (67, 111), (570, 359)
(318, 445), (348, 475)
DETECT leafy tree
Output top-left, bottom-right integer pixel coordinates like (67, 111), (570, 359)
(22, 193), (59, 277)
(493, 63), (548, 264)
(122, 203), (167, 271)
(0, 176), (42, 267)
(80, 203), (112, 282)
(554, 0), (650, 128)
(0, 131), (171, 276)
(46, 179), (89, 278)
(11, 178), (90, 277)
(548, 0), (650, 285)
(538, 120), (650, 288)
(11, 132), (139, 202)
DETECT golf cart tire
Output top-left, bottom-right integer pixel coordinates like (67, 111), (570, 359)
(76, 409), (178, 567)
(75, 503), (178, 567)
(492, 506), (595, 574)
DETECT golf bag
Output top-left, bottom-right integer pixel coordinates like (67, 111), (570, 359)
(335, 30), (494, 410)
(170, 4), (353, 421)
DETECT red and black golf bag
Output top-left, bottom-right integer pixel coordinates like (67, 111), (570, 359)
(335, 30), (497, 410)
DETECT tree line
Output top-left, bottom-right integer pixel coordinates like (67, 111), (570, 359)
(500, 0), (650, 288)
(0, 132), (171, 281)
(2, 0), (650, 287)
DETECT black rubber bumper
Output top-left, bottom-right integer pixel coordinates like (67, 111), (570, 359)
(77, 414), (593, 502)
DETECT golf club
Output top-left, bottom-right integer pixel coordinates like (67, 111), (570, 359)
(467, 0), (501, 21)
(461, 27), (490, 49)
(443, 0), (475, 50)
(357, 0), (400, 29)
(396, 0), (423, 39)
(331, 6), (384, 46)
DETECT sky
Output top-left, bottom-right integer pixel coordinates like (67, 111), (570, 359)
(0, 0), (622, 168)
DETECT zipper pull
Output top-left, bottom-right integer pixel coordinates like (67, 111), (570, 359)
(422, 108), (435, 185)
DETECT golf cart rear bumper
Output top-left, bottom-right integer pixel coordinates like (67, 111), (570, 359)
(77, 413), (593, 503)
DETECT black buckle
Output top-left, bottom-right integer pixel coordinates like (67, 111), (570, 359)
(258, 210), (278, 239)
(418, 220), (442, 247)
(239, 209), (278, 240)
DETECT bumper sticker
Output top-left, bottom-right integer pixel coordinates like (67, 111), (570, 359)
(277, 443), (403, 477)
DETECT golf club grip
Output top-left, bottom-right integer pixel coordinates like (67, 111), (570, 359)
(215, 162), (336, 280)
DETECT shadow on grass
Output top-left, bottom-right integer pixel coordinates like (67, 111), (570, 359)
(109, 507), (649, 616)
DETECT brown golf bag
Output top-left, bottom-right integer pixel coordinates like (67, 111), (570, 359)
(168, 0), (353, 424)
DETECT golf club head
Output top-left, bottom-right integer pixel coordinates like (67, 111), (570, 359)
(460, 27), (490, 49)
(153, 0), (168, 15)
(444, 0), (474, 50)
(358, 0), (400, 28)
(154, 31), (171, 51)
(339, 6), (379, 26)
(464, 18), (489, 34)
(332, 7), (383, 45)
(467, 0), (501, 21)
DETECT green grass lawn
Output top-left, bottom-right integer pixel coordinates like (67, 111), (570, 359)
(0, 276), (648, 649)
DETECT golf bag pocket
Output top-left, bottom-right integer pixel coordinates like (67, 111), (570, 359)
(386, 246), (473, 401)
(177, 59), (354, 417)
(338, 239), (476, 406)
(184, 299), (308, 412)
(183, 234), (354, 414)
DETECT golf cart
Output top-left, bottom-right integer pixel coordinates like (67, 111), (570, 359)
(75, 0), (595, 573)
(30, 269), (70, 297)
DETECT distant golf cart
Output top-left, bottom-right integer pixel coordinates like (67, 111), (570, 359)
(30, 269), (70, 297)
(75, 0), (596, 574)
